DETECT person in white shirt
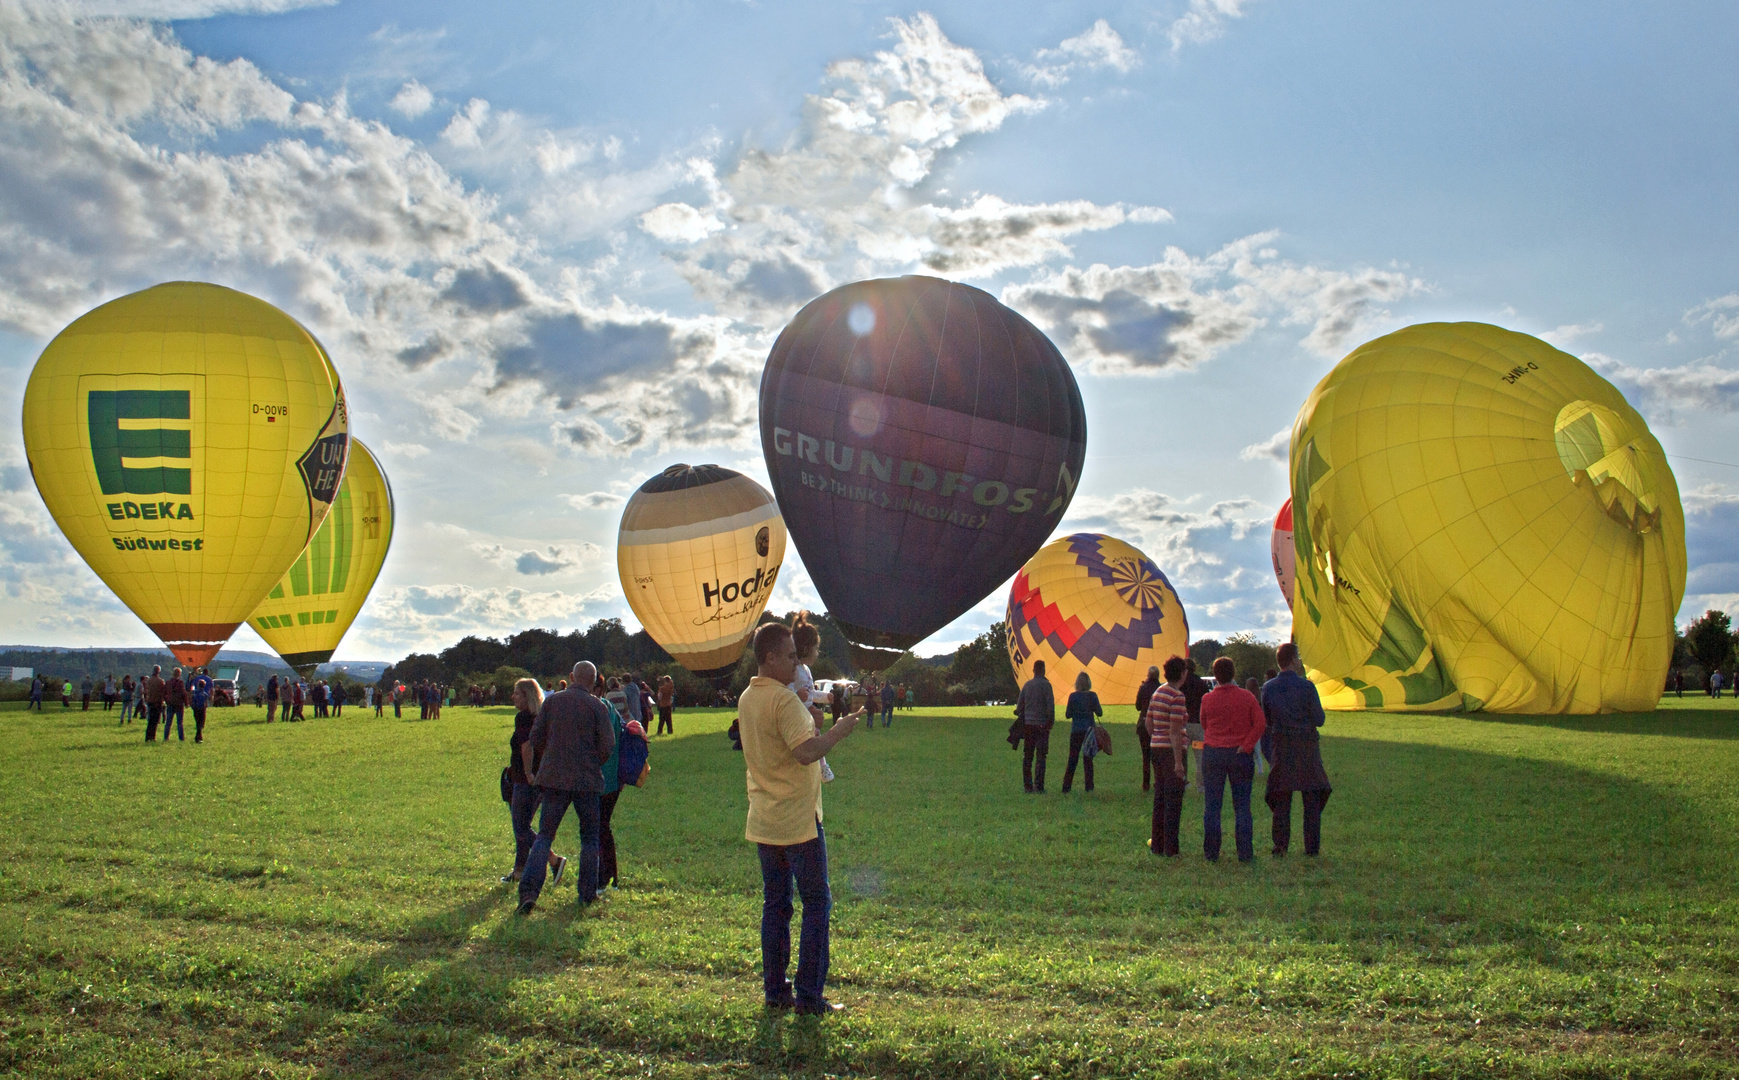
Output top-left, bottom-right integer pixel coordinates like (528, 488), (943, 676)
(789, 613), (835, 782)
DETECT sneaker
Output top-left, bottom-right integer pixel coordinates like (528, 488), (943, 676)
(548, 854), (568, 887)
(795, 998), (844, 1016)
(515, 901), (535, 917)
(500, 870), (523, 884)
(820, 757), (835, 783)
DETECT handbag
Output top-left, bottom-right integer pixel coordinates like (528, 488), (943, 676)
(499, 767), (512, 803)
(1092, 723), (1113, 756)
(618, 729), (651, 788)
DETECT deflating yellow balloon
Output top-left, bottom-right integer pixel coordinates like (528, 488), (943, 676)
(1289, 322), (1685, 714)
(247, 439), (394, 675)
(618, 464), (787, 678)
(1006, 533), (1190, 706)
(22, 282), (349, 667)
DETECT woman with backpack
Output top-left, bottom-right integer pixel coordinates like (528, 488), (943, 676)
(599, 691), (652, 891)
(1060, 671), (1103, 794)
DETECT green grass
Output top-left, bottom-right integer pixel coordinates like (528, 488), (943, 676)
(1, 696), (1737, 1078)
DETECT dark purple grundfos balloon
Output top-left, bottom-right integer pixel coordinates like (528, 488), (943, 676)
(760, 276), (1087, 653)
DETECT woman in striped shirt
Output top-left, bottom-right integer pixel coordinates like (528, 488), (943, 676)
(1143, 656), (1191, 857)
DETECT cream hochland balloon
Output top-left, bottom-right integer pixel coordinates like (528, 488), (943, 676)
(1289, 322), (1684, 714)
(618, 464), (786, 678)
(22, 282), (348, 666)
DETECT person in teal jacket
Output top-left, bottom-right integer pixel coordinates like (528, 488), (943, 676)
(598, 697), (628, 889)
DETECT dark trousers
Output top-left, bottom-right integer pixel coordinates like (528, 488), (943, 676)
(166, 705), (184, 741)
(881, 704), (894, 726)
(656, 705), (673, 735)
(1061, 730), (1095, 792)
(1140, 741), (1153, 789)
(145, 703), (163, 741)
(757, 822), (830, 1007)
(1202, 746), (1255, 861)
(520, 788), (602, 905)
(1268, 788), (1330, 855)
(599, 790), (621, 887)
(1151, 753), (1188, 856)
(509, 781), (538, 872)
(1021, 723), (1051, 791)
(81, 693), (90, 710)
(192, 706), (206, 741)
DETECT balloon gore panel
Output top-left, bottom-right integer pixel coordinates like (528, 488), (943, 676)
(760, 276), (1087, 650)
(1290, 322), (1685, 714)
(1006, 533), (1190, 706)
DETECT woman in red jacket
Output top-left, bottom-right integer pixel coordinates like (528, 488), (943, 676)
(1198, 656), (1266, 862)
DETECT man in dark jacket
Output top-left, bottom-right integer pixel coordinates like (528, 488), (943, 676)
(1182, 658), (1211, 792)
(1259, 643), (1332, 856)
(519, 661), (617, 914)
(1016, 661), (1056, 793)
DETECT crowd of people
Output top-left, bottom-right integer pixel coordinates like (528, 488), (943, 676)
(1011, 644), (1333, 863)
(30, 665), (221, 742)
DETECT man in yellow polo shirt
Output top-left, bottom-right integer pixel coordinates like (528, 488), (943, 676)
(740, 621), (863, 1016)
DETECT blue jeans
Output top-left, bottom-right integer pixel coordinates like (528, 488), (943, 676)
(1202, 746), (1255, 861)
(881, 704), (894, 726)
(167, 704), (185, 740)
(509, 781), (539, 873)
(519, 788), (601, 905)
(757, 821), (830, 1006)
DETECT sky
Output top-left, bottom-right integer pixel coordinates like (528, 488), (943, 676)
(2, 0), (1738, 663)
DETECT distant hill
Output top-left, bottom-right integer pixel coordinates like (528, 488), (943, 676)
(0, 646), (389, 689)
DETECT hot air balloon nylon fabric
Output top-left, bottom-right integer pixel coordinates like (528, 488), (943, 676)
(761, 276), (1087, 651)
(249, 439), (394, 673)
(618, 465), (787, 679)
(1272, 498), (1296, 607)
(1007, 533), (1190, 706)
(1289, 322), (1685, 714)
(22, 282), (348, 667)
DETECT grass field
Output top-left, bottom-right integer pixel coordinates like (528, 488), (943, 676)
(1, 695), (1736, 1078)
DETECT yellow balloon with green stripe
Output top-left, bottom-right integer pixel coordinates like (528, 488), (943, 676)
(1289, 322), (1685, 714)
(21, 282), (349, 667)
(248, 439), (394, 675)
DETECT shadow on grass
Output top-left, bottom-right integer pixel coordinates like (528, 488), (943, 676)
(1462, 706), (1739, 740)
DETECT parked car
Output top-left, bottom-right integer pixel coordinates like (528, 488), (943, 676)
(212, 678), (239, 706)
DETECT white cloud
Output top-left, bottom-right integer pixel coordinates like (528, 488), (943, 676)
(1240, 426), (1290, 463)
(388, 79), (433, 119)
(1004, 233), (1425, 375)
(639, 202), (726, 243)
(1541, 321), (1603, 348)
(62, 0), (334, 18)
(382, 441), (430, 459)
(1584, 352), (1739, 421)
(1686, 293), (1739, 340)
(1167, 0), (1255, 54)
(565, 491), (625, 510)
(1027, 19), (1140, 87)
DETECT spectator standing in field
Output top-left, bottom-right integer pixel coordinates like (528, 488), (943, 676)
(102, 675), (116, 711)
(740, 621), (863, 1015)
(1198, 657), (1266, 863)
(80, 674), (93, 710)
(879, 680), (896, 728)
(503, 678), (566, 886)
(333, 681), (346, 716)
(1145, 657), (1191, 857)
(1134, 665), (1160, 792)
(789, 613), (835, 782)
(655, 675), (675, 735)
(1714, 670), (1725, 699)
(1674, 669), (1684, 697)
(118, 675), (134, 724)
(291, 680), (306, 721)
(1016, 660), (1056, 793)
(620, 673), (644, 728)
(188, 667), (212, 743)
(265, 675), (280, 723)
(597, 692), (630, 889)
(1261, 643), (1332, 857)
(1182, 658), (1211, 792)
(61, 679), (72, 708)
(29, 676), (44, 711)
(143, 666), (167, 742)
(165, 667), (187, 741)
(518, 662), (614, 914)
(1060, 671), (1103, 794)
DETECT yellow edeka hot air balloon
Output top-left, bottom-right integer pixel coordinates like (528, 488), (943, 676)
(247, 439), (394, 676)
(1006, 533), (1190, 705)
(22, 282), (349, 667)
(1290, 322), (1685, 714)
(618, 465), (786, 678)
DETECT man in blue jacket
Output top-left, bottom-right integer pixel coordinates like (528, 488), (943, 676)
(1259, 643), (1332, 856)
